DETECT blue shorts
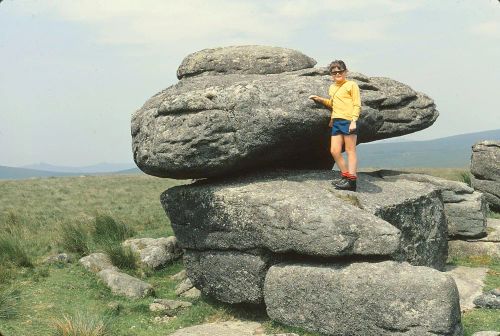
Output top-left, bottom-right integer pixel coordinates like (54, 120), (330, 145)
(331, 118), (357, 136)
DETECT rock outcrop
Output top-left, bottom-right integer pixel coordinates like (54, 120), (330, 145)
(163, 170), (448, 272)
(471, 141), (500, 211)
(161, 170), (450, 307)
(131, 46), (467, 335)
(132, 45), (438, 179)
(374, 170), (488, 238)
(265, 261), (462, 336)
(448, 218), (500, 259)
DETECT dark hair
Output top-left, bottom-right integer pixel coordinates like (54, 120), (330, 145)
(328, 60), (347, 73)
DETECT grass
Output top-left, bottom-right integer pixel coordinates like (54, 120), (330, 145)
(0, 234), (33, 268)
(92, 214), (135, 245)
(449, 256), (500, 335)
(59, 221), (91, 256)
(489, 210), (500, 219)
(459, 171), (472, 187)
(52, 312), (114, 336)
(103, 244), (138, 270)
(0, 171), (498, 336)
(0, 288), (20, 320)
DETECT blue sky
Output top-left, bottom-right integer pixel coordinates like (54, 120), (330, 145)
(0, 0), (499, 166)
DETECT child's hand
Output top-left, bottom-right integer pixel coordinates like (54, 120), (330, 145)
(308, 95), (320, 102)
(329, 119), (334, 128)
(349, 121), (357, 133)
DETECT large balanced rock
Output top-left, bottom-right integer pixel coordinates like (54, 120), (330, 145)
(264, 261), (463, 336)
(375, 170), (488, 238)
(132, 45), (438, 179)
(471, 141), (500, 211)
(163, 170), (447, 270)
(177, 45), (317, 79)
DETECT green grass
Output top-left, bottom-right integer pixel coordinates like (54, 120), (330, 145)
(0, 234), (33, 268)
(449, 256), (500, 336)
(0, 172), (498, 336)
(489, 210), (500, 219)
(52, 311), (115, 336)
(103, 244), (138, 271)
(92, 214), (135, 245)
(0, 288), (20, 320)
(459, 170), (472, 187)
(59, 221), (91, 256)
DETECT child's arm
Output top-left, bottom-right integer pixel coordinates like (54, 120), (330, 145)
(308, 95), (332, 109)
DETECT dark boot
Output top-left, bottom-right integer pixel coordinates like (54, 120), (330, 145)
(334, 177), (357, 191)
(331, 176), (343, 185)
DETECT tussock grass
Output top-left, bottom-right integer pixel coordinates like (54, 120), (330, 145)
(59, 221), (90, 256)
(0, 235), (33, 268)
(0, 288), (20, 320)
(459, 170), (472, 187)
(103, 243), (137, 270)
(52, 312), (114, 336)
(489, 210), (500, 219)
(92, 214), (134, 245)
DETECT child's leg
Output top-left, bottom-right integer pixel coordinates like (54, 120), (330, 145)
(330, 135), (347, 173)
(344, 134), (358, 176)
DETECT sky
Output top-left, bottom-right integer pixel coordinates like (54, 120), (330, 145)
(0, 0), (499, 167)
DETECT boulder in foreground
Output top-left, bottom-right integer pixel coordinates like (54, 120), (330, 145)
(264, 261), (463, 336)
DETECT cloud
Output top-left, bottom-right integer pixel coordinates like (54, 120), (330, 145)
(10, 0), (424, 46)
(327, 19), (394, 42)
(470, 20), (500, 38)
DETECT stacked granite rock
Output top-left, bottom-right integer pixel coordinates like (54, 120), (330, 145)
(132, 46), (464, 335)
(471, 141), (500, 212)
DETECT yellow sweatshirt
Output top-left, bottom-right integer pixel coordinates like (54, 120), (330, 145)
(318, 80), (361, 121)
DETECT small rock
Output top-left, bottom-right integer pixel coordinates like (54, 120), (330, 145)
(150, 299), (192, 316)
(170, 269), (187, 281)
(97, 269), (154, 298)
(44, 253), (72, 264)
(175, 278), (194, 296)
(447, 240), (500, 259)
(180, 287), (201, 299)
(444, 265), (489, 311)
(107, 301), (122, 314)
(79, 253), (118, 273)
(473, 289), (500, 309)
(153, 315), (176, 324)
(472, 332), (500, 336)
(169, 320), (263, 336)
(123, 236), (183, 269)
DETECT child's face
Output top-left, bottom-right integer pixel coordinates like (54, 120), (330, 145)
(331, 67), (347, 83)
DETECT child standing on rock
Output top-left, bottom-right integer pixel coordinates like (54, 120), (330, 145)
(309, 60), (361, 191)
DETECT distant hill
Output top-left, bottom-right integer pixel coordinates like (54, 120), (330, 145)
(0, 165), (142, 180)
(358, 129), (500, 168)
(21, 162), (136, 173)
(0, 166), (78, 180)
(2, 129), (498, 180)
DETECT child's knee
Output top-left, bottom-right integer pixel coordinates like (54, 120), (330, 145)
(330, 149), (342, 158)
(345, 149), (357, 157)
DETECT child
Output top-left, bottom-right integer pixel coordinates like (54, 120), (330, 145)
(309, 60), (361, 191)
